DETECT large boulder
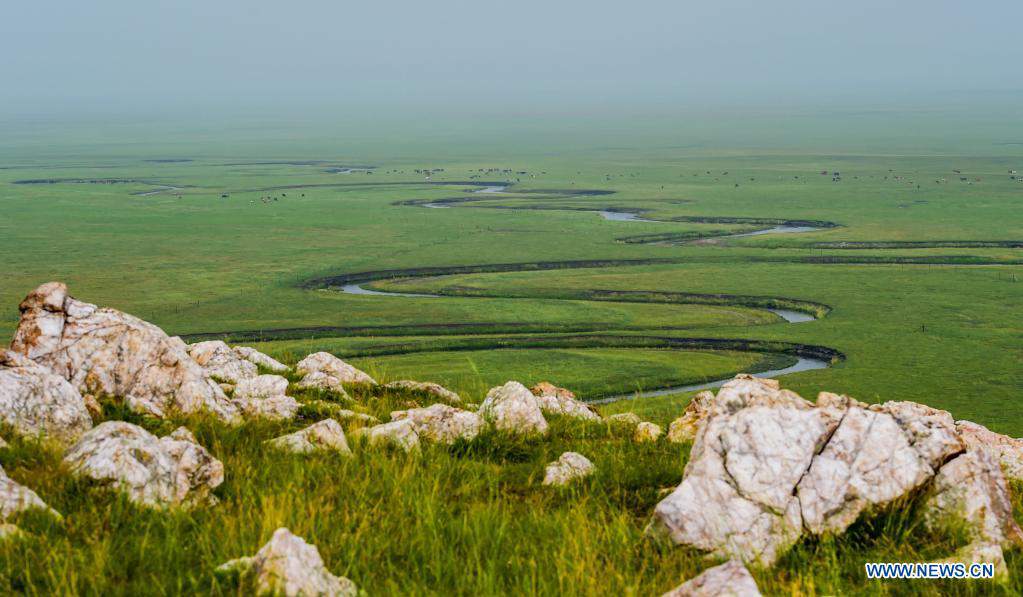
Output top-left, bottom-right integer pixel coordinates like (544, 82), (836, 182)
(667, 391), (714, 443)
(531, 382), (600, 421)
(187, 340), (258, 384)
(0, 349), (93, 445)
(797, 399), (963, 535)
(542, 452), (594, 486)
(296, 352), (375, 386)
(651, 375), (967, 566)
(217, 528), (358, 597)
(233, 346), (289, 373)
(478, 381), (548, 435)
(232, 375), (299, 421)
(955, 420), (1023, 481)
(383, 380), (461, 404)
(390, 403), (483, 444)
(10, 282), (238, 422)
(63, 421), (223, 508)
(267, 420), (351, 455)
(651, 377), (831, 566)
(662, 560), (760, 597)
(0, 465), (60, 521)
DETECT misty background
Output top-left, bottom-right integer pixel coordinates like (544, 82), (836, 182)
(3, 0), (1022, 156)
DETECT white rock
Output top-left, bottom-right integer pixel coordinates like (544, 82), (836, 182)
(233, 346), (290, 373)
(63, 421), (223, 508)
(667, 391), (714, 443)
(478, 381), (548, 435)
(608, 412), (641, 426)
(956, 420), (1023, 481)
(650, 376), (836, 566)
(531, 382), (600, 421)
(0, 349), (92, 445)
(267, 420), (351, 455)
(383, 380), (461, 404)
(296, 352), (375, 385)
(934, 542), (1008, 581)
(925, 449), (1023, 548)
(390, 403), (483, 444)
(217, 527), (357, 597)
(0, 524), (26, 540)
(294, 371), (351, 398)
(662, 560), (761, 597)
(354, 419), (419, 452)
(635, 422), (663, 442)
(542, 452), (595, 486)
(798, 402), (962, 535)
(10, 282), (239, 422)
(233, 375), (299, 421)
(188, 340), (258, 384)
(0, 465), (60, 521)
(302, 401), (378, 424)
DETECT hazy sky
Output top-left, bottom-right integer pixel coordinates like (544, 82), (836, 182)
(4, 0), (1022, 115)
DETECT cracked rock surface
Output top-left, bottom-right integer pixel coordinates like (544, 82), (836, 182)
(63, 421), (223, 508)
(651, 374), (985, 566)
(10, 282), (238, 422)
(0, 349), (93, 445)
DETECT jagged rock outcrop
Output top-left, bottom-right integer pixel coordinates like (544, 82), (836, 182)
(217, 527), (358, 597)
(187, 340), (258, 383)
(650, 375), (974, 566)
(0, 349), (93, 445)
(542, 452), (594, 486)
(635, 422), (663, 442)
(354, 419), (420, 452)
(478, 381), (548, 435)
(390, 403), (483, 444)
(383, 380), (461, 404)
(233, 346), (290, 373)
(955, 420), (1023, 481)
(10, 282), (239, 422)
(531, 382), (600, 422)
(0, 465), (60, 521)
(267, 420), (351, 455)
(63, 421), (223, 508)
(667, 391), (714, 443)
(232, 375), (299, 420)
(662, 560), (760, 597)
(296, 352), (376, 388)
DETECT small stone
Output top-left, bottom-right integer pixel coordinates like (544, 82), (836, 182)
(354, 419), (420, 452)
(267, 420), (351, 455)
(296, 352), (376, 385)
(478, 381), (548, 435)
(233, 346), (290, 373)
(543, 452), (595, 486)
(608, 412), (641, 426)
(390, 403), (484, 444)
(217, 528), (358, 596)
(383, 380), (461, 404)
(635, 422), (663, 442)
(667, 391), (713, 443)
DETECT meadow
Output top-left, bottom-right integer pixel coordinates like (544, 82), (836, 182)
(0, 109), (1021, 593)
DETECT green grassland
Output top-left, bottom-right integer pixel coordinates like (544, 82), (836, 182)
(0, 109), (1021, 593)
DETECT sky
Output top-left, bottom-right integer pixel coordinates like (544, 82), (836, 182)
(3, 0), (1022, 117)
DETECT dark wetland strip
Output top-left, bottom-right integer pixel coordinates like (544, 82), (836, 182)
(809, 240), (1023, 249)
(178, 321), (720, 343)
(344, 333), (845, 363)
(240, 180), (509, 193)
(12, 177), (171, 185)
(302, 258), (683, 288)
